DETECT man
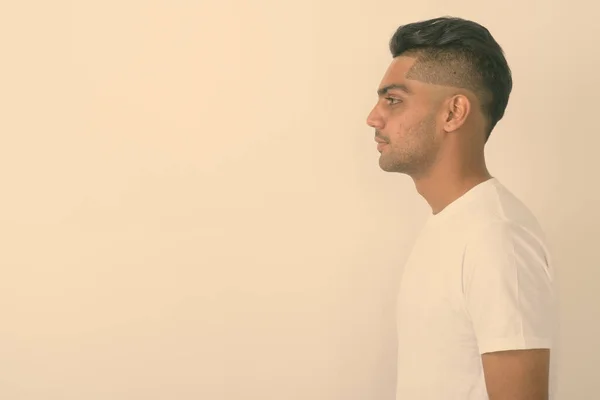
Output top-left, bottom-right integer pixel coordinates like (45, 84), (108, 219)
(366, 17), (557, 399)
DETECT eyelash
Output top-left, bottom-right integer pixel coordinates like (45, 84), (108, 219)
(386, 97), (402, 105)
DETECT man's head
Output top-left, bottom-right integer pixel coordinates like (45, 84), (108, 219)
(367, 17), (512, 176)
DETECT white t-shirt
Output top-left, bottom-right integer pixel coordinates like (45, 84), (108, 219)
(395, 178), (557, 399)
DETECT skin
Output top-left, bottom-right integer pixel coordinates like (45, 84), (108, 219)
(367, 55), (550, 399)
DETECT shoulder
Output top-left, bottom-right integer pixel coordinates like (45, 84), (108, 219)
(462, 179), (551, 268)
(462, 217), (553, 289)
(467, 217), (546, 251)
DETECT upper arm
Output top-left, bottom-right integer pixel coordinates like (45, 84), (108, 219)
(482, 348), (550, 399)
(463, 220), (556, 398)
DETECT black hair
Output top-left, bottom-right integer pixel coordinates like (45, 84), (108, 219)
(389, 16), (512, 140)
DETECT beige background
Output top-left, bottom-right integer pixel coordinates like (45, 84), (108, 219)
(0, 1), (598, 399)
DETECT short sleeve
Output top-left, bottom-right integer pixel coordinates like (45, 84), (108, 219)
(462, 220), (556, 355)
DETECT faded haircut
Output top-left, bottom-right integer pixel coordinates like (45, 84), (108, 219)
(389, 17), (513, 140)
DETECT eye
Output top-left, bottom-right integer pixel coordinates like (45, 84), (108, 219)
(386, 97), (402, 105)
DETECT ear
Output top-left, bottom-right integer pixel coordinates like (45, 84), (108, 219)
(443, 94), (471, 133)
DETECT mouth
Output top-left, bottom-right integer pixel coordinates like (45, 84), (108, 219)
(375, 137), (388, 151)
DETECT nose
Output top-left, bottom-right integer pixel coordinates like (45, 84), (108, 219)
(366, 105), (384, 129)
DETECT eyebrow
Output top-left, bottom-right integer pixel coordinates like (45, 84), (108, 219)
(377, 83), (412, 96)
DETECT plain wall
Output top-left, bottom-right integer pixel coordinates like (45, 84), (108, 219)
(0, 1), (598, 398)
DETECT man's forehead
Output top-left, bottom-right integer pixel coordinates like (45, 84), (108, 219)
(383, 56), (417, 78)
(378, 56), (420, 91)
(378, 55), (461, 98)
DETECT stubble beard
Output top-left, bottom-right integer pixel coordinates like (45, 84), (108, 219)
(378, 114), (439, 177)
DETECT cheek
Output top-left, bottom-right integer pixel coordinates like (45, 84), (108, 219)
(385, 118), (411, 141)
(386, 118), (426, 151)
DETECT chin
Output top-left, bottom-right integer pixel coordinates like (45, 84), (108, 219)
(379, 158), (400, 173)
(378, 156), (411, 174)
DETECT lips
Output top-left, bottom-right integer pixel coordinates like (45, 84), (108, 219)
(375, 137), (388, 151)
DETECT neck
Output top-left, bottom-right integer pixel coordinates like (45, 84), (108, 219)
(412, 148), (492, 215)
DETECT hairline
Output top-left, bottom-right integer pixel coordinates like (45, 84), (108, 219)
(400, 50), (492, 127)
